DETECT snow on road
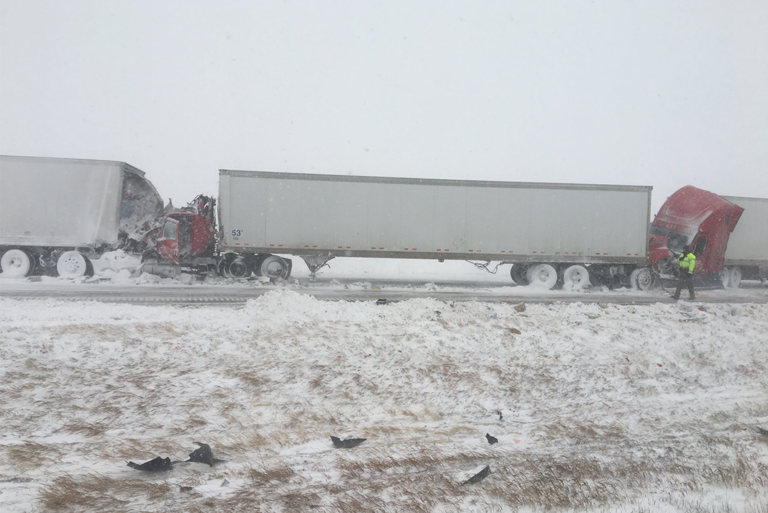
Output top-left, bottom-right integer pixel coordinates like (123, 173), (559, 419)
(1, 291), (767, 512)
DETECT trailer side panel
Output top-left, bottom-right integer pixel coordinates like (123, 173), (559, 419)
(218, 170), (651, 264)
(722, 196), (768, 266)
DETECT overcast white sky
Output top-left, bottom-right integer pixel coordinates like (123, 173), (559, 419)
(1, 0), (766, 213)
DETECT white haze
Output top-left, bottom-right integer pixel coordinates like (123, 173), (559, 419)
(1, 0), (767, 213)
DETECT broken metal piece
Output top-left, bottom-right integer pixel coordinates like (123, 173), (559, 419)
(464, 465), (491, 484)
(186, 442), (226, 466)
(331, 436), (366, 449)
(127, 456), (173, 472)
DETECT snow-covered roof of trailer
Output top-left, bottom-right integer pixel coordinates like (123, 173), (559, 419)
(0, 155), (147, 177)
(219, 168), (652, 193)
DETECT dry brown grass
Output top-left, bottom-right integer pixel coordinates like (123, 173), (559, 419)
(4, 442), (62, 471)
(40, 475), (172, 511)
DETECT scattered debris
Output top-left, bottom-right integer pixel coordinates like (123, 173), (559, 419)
(514, 303), (526, 312)
(485, 433), (498, 445)
(490, 313), (498, 319)
(508, 327), (521, 334)
(127, 456), (173, 472)
(221, 479), (230, 487)
(498, 410), (503, 421)
(464, 465), (491, 484)
(756, 426), (768, 437)
(180, 486), (194, 492)
(186, 442), (226, 466)
(331, 436), (366, 449)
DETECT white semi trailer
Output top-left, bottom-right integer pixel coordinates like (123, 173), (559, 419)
(721, 196), (768, 286)
(0, 155), (164, 278)
(215, 170), (653, 288)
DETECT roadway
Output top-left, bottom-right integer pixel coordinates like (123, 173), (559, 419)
(0, 277), (766, 306)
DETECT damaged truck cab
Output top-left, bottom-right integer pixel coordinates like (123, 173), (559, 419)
(647, 185), (744, 288)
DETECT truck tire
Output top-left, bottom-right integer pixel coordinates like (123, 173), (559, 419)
(562, 265), (590, 290)
(1, 249), (33, 277)
(510, 264), (529, 286)
(227, 256), (252, 279)
(526, 264), (558, 289)
(630, 267), (655, 291)
(56, 251), (90, 278)
(728, 266), (742, 289)
(260, 255), (290, 280)
(719, 268), (730, 288)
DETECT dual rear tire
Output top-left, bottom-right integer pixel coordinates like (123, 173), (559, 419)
(720, 266), (742, 289)
(511, 263), (590, 290)
(218, 254), (291, 281)
(1, 248), (92, 278)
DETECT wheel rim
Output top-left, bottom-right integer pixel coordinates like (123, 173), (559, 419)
(563, 265), (590, 289)
(228, 257), (250, 279)
(510, 265), (529, 285)
(57, 251), (87, 278)
(264, 261), (285, 279)
(528, 264), (557, 289)
(1, 249), (32, 277)
(635, 268), (655, 291)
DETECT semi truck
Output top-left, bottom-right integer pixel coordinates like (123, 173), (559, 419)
(209, 170), (655, 288)
(720, 196), (768, 287)
(0, 155), (164, 278)
(137, 171), (751, 290)
(647, 185), (745, 289)
(2, 159), (754, 290)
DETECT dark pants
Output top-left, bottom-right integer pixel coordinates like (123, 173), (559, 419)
(673, 272), (695, 299)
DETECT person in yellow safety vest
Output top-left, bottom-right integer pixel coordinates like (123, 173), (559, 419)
(671, 244), (696, 300)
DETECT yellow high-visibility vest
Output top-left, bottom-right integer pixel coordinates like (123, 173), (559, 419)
(677, 252), (696, 274)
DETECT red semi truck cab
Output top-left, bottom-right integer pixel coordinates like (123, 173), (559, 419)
(649, 186), (743, 276)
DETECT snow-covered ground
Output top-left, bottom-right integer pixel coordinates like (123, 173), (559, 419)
(1, 291), (767, 512)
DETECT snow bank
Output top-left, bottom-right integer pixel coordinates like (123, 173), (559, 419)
(0, 293), (767, 512)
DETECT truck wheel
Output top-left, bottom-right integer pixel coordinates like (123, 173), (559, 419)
(728, 266), (742, 289)
(227, 256), (252, 279)
(260, 255), (290, 280)
(1, 249), (33, 277)
(719, 268), (731, 288)
(630, 267), (655, 291)
(526, 264), (558, 289)
(510, 264), (529, 286)
(562, 265), (590, 290)
(56, 251), (89, 278)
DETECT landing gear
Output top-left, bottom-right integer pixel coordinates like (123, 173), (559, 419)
(300, 255), (335, 280)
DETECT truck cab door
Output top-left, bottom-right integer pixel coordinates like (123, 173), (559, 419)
(157, 218), (180, 263)
(692, 233), (729, 274)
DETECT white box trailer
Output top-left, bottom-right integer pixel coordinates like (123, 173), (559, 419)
(0, 155), (163, 277)
(721, 195), (768, 285)
(217, 170), (652, 287)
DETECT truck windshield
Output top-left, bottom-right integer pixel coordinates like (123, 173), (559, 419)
(649, 226), (692, 252)
(162, 220), (178, 240)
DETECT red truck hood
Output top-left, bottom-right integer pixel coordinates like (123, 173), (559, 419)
(653, 185), (743, 236)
